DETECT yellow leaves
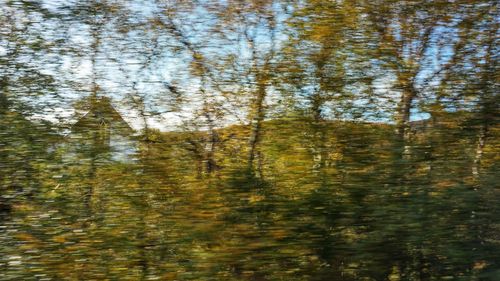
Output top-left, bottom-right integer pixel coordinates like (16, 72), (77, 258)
(234, 223), (255, 232)
(193, 211), (217, 219)
(341, 2), (360, 28)
(15, 232), (38, 243)
(388, 265), (401, 281)
(13, 203), (35, 212)
(190, 52), (206, 77)
(328, 151), (343, 161)
(52, 234), (67, 244)
(190, 60), (205, 77)
(248, 194), (265, 203)
(192, 52), (204, 61)
(426, 103), (445, 114)
(162, 272), (178, 280)
(340, 227), (365, 242)
(269, 228), (287, 239)
(310, 25), (337, 42)
(149, 18), (165, 28)
(473, 260), (488, 270)
(298, 0), (361, 44)
(435, 180), (456, 189)
(16, 233), (42, 251)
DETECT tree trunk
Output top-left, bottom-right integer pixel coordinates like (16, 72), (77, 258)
(205, 129), (218, 174)
(0, 77), (9, 113)
(397, 85), (417, 159)
(397, 89), (414, 138)
(311, 91), (323, 122)
(472, 125), (487, 183)
(248, 81), (267, 171)
(471, 23), (495, 183)
(84, 132), (98, 223)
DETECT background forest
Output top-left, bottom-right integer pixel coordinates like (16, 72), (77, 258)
(0, 0), (499, 280)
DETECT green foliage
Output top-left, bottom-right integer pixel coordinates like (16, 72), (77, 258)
(1, 115), (498, 280)
(0, 0), (498, 280)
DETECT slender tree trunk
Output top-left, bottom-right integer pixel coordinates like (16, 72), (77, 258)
(90, 1), (101, 101)
(311, 91), (323, 122)
(248, 81), (267, 172)
(136, 188), (149, 280)
(186, 139), (205, 179)
(397, 85), (417, 159)
(142, 110), (149, 140)
(205, 129), (218, 174)
(0, 78), (8, 113)
(200, 98), (218, 175)
(84, 132), (98, 221)
(472, 124), (487, 183)
(397, 88), (415, 138)
(311, 122), (328, 172)
(135, 96), (150, 141)
(471, 23), (495, 183)
(84, 2), (100, 223)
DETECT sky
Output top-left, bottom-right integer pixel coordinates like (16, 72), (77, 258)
(4, 0), (464, 132)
